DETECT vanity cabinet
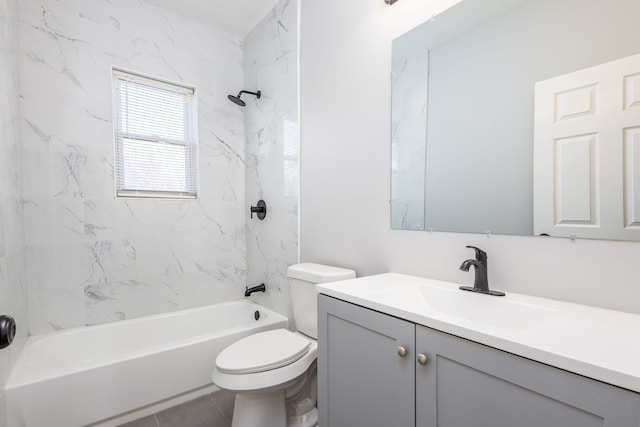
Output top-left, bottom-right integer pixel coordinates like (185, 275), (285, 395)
(317, 294), (415, 427)
(318, 294), (640, 427)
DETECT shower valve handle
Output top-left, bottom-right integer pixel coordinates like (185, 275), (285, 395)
(250, 200), (267, 220)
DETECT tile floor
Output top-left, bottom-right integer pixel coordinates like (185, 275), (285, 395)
(119, 389), (235, 427)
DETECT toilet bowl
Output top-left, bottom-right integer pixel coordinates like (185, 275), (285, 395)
(212, 263), (355, 427)
(212, 329), (318, 427)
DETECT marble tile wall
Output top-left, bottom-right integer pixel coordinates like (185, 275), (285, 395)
(19, 0), (248, 333)
(0, 0), (28, 424)
(243, 0), (299, 323)
(391, 52), (428, 231)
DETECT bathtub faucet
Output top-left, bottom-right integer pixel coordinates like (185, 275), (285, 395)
(245, 283), (266, 297)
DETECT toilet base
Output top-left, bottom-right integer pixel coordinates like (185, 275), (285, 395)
(231, 392), (318, 427)
(232, 392), (286, 427)
(288, 407), (318, 427)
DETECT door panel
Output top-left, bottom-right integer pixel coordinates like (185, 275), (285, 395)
(625, 72), (640, 109)
(554, 133), (598, 224)
(624, 126), (640, 227)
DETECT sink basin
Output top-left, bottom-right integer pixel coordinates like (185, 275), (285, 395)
(371, 282), (558, 333)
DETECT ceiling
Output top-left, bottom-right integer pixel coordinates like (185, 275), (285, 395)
(144, 0), (280, 38)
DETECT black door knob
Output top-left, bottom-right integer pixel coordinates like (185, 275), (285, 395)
(0, 315), (16, 350)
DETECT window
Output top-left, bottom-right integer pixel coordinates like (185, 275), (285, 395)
(112, 69), (197, 198)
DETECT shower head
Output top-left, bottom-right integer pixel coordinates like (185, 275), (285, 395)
(228, 94), (246, 106)
(227, 90), (261, 107)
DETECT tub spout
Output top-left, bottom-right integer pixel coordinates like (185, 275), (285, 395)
(245, 283), (266, 297)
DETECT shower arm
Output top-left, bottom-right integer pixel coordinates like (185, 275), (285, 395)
(237, 90), (261, 99)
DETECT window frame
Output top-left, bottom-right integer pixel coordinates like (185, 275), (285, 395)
(112, 68), (199, 200)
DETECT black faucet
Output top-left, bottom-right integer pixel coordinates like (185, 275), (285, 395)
(245, 283), (266, 297)
(459, 246), (505, 296)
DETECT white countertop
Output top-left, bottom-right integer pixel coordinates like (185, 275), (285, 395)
(317, 272), (640, 394)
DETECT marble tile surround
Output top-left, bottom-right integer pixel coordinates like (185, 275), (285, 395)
(1, 0), (298, 423)
(0, 0), (28, 424)
(18, 0), (249, 334)
(391, 52), (427, 231)
(244, 0), (299, 324)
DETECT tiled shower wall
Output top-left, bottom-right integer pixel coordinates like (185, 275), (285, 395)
(244, 0), (299, 323)
(0, 0), (28, 423)
(19, 0), (248, 333)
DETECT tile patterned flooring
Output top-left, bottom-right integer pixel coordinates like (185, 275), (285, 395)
(119, 390), (235, 427)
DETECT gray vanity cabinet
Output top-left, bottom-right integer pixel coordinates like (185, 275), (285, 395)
(318, 295), (640, 427)
(317, 294), (415, 427)
(415, 325), (640, 427)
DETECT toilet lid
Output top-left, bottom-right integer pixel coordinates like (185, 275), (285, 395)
(216, 329), (311, 374)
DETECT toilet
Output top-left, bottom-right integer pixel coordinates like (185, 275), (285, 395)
(212, 263), (355, 427)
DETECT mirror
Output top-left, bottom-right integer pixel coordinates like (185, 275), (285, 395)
(391, 0), (640, 239)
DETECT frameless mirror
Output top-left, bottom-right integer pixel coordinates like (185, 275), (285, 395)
(391, 0), (640, 240)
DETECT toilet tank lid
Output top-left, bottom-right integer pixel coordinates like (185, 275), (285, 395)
(287, 263), (356, 283)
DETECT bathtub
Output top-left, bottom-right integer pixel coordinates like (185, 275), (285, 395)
(5, 300), (288, 427)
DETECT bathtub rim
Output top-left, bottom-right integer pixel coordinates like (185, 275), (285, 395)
(7, 299), (288, 389)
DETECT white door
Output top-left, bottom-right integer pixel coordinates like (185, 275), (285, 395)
(534, 53), (640, 240)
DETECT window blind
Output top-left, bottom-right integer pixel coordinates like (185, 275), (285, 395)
(113, 69), (197, 198)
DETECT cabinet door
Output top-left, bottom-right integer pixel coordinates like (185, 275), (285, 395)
(416, 325), (640, 427)
(318, 295), (415, 427)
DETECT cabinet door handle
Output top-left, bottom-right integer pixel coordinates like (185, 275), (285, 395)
(397, 346), (408, 357)
(417, 353), (429, 365)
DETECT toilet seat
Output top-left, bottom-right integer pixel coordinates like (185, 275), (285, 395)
(212, 330), (318, 393)
(216, 329), (311, 374)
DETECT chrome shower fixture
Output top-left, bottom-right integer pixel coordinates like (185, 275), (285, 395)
(227, 90), (261, 107)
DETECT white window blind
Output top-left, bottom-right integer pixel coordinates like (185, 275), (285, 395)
(113, 69), (197, 198)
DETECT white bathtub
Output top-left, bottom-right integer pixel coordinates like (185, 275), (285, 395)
(5, 300), (288, 427)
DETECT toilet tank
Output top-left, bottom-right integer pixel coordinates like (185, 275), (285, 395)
(288, 263), (356, 339)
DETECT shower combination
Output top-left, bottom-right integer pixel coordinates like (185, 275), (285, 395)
(228, 90), (261, 106)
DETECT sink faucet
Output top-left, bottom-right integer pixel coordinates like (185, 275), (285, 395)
(245, 283), (266, 297)
(459, 246), (505, 296)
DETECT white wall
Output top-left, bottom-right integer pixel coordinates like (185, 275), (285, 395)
(19, 0), (247, 333)
(299, 0), (640, 314)
(0, 0), (28, 423)
(244, 0), (299, 322)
